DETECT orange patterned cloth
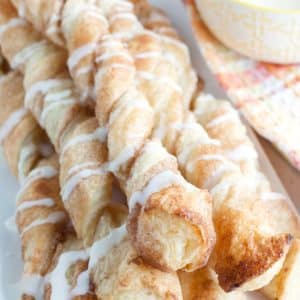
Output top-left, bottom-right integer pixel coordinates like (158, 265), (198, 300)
(185, 0), (300, 171)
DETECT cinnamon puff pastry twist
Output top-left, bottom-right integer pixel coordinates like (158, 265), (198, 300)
(0, 71), (72, 299)
(175, 113), (292, 291)
(192, 92), (300, 297)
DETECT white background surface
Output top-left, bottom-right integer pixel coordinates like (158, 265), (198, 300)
(0, 0), (266, 299)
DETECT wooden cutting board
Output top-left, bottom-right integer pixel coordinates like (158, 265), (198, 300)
(184, 0), (300, 211)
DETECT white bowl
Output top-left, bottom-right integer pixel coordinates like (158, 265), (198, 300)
(195, 0), (300, 64)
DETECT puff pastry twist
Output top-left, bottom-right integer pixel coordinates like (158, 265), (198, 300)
(0, 71), (95, 299)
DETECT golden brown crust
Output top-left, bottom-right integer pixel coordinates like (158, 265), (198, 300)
(179, 268), (247, 300)
(215, 229), (291, 291)
(209, 186), (293, 292)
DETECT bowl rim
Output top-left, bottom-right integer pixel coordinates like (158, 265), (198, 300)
(230, 0), (300, 14)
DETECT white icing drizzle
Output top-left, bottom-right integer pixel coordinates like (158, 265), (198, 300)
(18, 144), (37, 183)
(20, 274), (44, 299)
(173, 121), (203, 132)
(116, 0), (133, 10)
(47, 25), (59, 36)
(210, 178), (235, 198)
(86, 11), (108, 25)
(98, 38), (120, 49)
(95, 51), (133, 63)
(25, 79), (73, 107)
(128, 170), (183, 212)
(96, 63), (133, 80)
(112, 31), (134, 40)
(46, 14), (60, 36)
(67, 161), (101, 176)
(89, 225), (126, 269)
(107, 147), (136, 173)
(16, 166), (58, 200)
(134, 51), (161, 60)
(206, 113), (237, 128)
(0, 107), (28, 143)
(75, 66), (93, 76)
(203, 163), (238, 190)
(17, 198), (55, 213)
(47, 225), (128, 298)
(196, 154), (225, 162)
(21, 211), (65, 236)
(70, 270), (90, 297)
(194, 94), (215, 111)
(110, 12), (138, 23)
(61, 127), (107, 160)
(61, 167), (106, 202)
(40, 98), (76, 126)
(48, 248), (89, 300)
(261, 192), (286, 202)
(226, 144), (258, 161)
(177, 139), (221, 166)
(11, 41), (47, 69)
(152, 118), (168, 140)
(108, 96), (151, 126)
(44, 225), (129, 298)
(0, 18), (26, 37)
(137, 71), (182, 94)
(68, 43), (96, 70)
(44, 89), (72, 102)
(17, 2), (26, 17)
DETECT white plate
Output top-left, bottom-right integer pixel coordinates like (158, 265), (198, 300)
(0, 0), (281, 299)
(0, 149), (23, 300)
